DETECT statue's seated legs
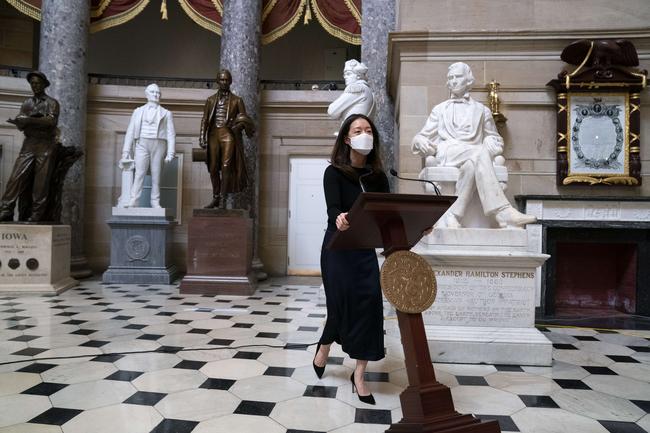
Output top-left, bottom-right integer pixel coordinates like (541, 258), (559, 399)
(420, 150), (535, 229)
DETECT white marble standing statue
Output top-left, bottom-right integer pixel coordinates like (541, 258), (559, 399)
(118, 84), (175, 208)
(412, 62), (535, 228)
(327, 59), (375, 123)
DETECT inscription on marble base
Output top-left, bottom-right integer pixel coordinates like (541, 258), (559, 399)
(423, 267), (536, 328)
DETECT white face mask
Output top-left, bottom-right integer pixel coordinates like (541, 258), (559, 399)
(349, 133), (373, 156)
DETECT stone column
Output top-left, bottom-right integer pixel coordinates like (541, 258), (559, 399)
(362, 0), (396, 188)
(39, 0), (92, 278)
(219, 0), (266, 279)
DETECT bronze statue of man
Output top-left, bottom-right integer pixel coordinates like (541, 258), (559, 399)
(0, 71), (60, 222)
(199, 69), (255, 208)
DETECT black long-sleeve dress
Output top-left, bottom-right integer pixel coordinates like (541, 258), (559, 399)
(319, 164), (390, 361)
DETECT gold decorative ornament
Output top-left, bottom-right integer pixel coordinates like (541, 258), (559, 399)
(563, 175), (639, 186)
(487, 81), (507, 124)
(380, 250), (437, 314)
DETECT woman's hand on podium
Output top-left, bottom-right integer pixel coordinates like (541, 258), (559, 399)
(336, 212), (350, 231)
(422, 226), (433, 236)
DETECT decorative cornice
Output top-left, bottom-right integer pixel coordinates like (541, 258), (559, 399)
(387, 28), (650, 98)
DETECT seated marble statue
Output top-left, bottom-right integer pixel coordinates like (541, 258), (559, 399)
(327, 59), (374, 123)
(411, 62), (536, 229)
(118, 83), (175, 208)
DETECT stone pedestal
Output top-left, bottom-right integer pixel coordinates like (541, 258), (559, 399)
(409, 228), (552, 366)
(180, 209), (256, 295)
(0, 224), (77, 294)
(103, 208), (178, 284)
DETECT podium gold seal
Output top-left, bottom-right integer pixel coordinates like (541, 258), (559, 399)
(380, 250), (437, 313)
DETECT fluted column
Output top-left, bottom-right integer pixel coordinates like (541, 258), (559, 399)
(219, 0), (266, 279)
(38, 0), (91, 278)
(362, 0), (396, 186)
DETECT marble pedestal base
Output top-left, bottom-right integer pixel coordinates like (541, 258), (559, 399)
(0, 224), (77, 294)
(180, 209), (256, 295)
(102, 208), (178, 284)
(411, 228), (552, 366)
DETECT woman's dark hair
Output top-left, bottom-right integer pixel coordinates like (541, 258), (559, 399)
(330, 113), (383, 181)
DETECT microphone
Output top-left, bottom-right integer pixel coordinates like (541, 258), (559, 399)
(359, 170), (373, 193)
(389, 168), (441, 196)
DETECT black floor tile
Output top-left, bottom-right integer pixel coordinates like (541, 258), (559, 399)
(599, 420), (648, 433)
(61, 319), (86, 325)
(297, 326), (319, 332)
(475, 414), (520, 432)
(256, 332), (279, 339)
(105, 370), (143, 381)
(519, 395), (560, 408)
(607, 355), (640, 363)
(123, 391), (167, 406)
(174, 360), (206, 370)
(303, 385), (337, 398)
(583, 366), (617, 375)
(365, 372), (390, 382)
(70, 329), (97, 335)
(554, 379), (592, 390)
(7, 324), (34, 330)
(208, 338), (234, 346)
(101, 308), (121, 313)
(264, 367), (295, 377)
(21, 382), (68, 396)
(170, 319), (192, 325)
(137, 334), (164, 341)
(553, 343), (579, 350)
(213, 315), (232, 320)
(233, 351), (262, 360)
(456, 376), (489, 386)
(17, 363), (57, 374)
(29, 408), (82, 425)
(9, 334), (39, 342)
(158, 346), (183, 354)
(123, 324), (147, 330)
(307, 314), (325, 318)
(92, 354), (125, 363)
(200, 378), (235, 390)
(627, 346), (650, 353)
(112, 315), (134, 321)
(493, 364), (524, 372)
(354, 408), (392, 424)
(250, 311), (269, 316)
(187, 328), (211, 334)
(12, 347), (47, 356)
(232, 323), (254, 328)
(327, 356), (345, 365)
(234, 400), (275, 416)
(630, 400), (650, 412)
(80, 340), (110, 348)
(150, 419), (199, 433)
(272, 318), (292, 323)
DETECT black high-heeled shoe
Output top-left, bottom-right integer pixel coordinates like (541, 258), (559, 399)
(312, 343), (325, 379)
(350, 372), (375, 405)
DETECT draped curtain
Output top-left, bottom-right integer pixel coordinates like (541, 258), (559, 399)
(7, 0), (362, 44)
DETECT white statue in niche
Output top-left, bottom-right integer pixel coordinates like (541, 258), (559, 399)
(412, 62), (536, 229)
(327, 59), (375, 123)
(118, 83), (176, 208)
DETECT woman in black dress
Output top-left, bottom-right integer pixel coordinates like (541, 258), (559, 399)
(312, 114), (390, 405)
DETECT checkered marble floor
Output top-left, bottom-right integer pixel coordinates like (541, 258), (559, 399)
(1, 277), (649, 433)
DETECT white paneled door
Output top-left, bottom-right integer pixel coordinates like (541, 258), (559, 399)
(288, 157), (329, 275)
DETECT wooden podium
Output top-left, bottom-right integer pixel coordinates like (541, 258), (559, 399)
(328, 193), (500, 433)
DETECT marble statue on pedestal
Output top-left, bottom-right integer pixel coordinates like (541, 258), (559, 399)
(118, 84), (175, 208)
(412, 62), (535, 229)
(327, 59), (375, 123)
(0, 71), (82, 223)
